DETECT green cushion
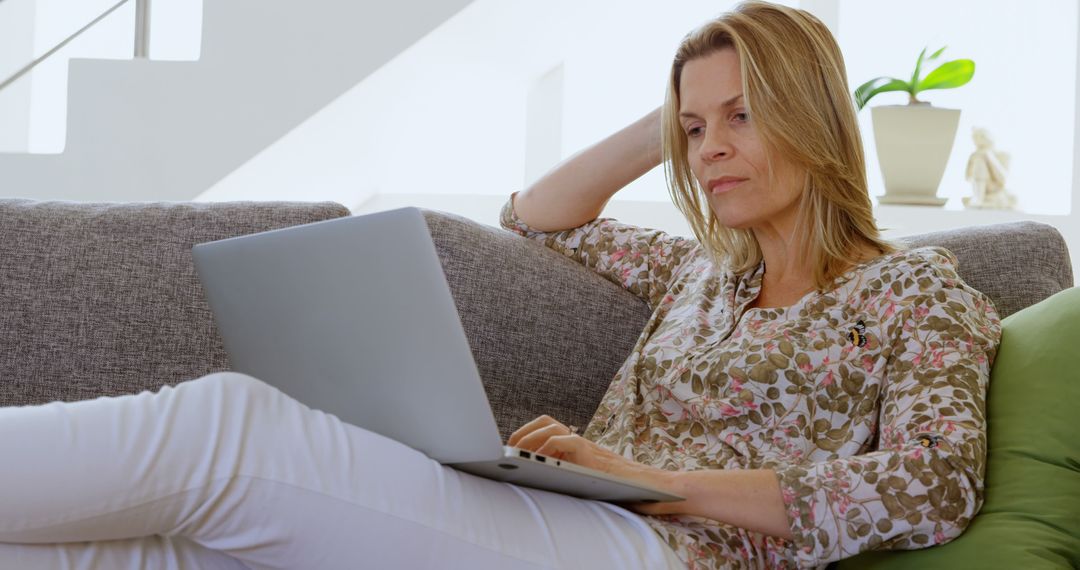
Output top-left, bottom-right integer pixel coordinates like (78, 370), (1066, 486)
(836, 286), (1080, 569)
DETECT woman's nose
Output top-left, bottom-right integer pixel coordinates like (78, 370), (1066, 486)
(699, 129), (733, 162)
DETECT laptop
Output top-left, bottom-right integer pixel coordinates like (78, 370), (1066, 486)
(191, 207), (682, 504)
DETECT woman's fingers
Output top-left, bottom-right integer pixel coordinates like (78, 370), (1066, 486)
(512, 423), (571, 453)
(507, 415), (554, 446)
(507, 415), (570, 448)
(535, 434), (582, 461)
(507, 415), (589, 464)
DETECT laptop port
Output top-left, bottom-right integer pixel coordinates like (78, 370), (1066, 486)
(536, 455), (546, 463)
(519, 450), (531, 459)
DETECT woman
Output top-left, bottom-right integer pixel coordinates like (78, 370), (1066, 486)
(0, 2), (999, 569)
(505, 1), (1001, 567)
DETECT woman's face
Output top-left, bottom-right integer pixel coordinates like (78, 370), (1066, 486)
(678, 48), (805, 232)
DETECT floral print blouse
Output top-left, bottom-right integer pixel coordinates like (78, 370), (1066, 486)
(500, 192), (1002, 569)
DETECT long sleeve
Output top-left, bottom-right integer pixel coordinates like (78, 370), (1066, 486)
(499, 191), (700, 312)
(772, 250), (1002, 567)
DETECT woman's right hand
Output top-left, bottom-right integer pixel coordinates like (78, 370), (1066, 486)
(507, 415), (686, 514)
(506, 414), (578, 452)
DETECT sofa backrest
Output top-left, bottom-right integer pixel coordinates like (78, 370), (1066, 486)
(0, 199), (350, 407)
(0, 202), (1070, 443)
(425, 212), (1074, 440)
(424, 209), (656, 441)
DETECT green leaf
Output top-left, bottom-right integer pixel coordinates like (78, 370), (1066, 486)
(916, 59), (975, 93)
(910, 46), (928, 86)
(854, 76), (911, 110)
(911, 46), (949, 92)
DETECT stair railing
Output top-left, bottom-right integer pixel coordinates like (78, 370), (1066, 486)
(0, 0), (150, 93)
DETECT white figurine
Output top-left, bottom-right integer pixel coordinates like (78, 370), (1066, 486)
(964, 127), (1017, 210)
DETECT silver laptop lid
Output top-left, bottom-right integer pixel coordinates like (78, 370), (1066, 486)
(192, 208), (504, 464)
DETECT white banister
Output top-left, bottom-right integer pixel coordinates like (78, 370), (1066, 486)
(0, 0), (147, 93)
(135, 0), (151, 58)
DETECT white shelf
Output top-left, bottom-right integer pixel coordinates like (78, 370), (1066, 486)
(871, 201), (1070, 238)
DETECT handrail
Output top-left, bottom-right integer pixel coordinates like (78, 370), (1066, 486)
(0, 0), (149, 94)
(135, 0), (151, 58)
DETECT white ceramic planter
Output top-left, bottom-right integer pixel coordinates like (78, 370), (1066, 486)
(870, 105), (961, 206)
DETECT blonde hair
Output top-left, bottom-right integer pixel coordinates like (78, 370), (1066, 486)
(661, 0), (899, 291)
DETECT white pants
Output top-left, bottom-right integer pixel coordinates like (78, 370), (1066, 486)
(0, 372), (685, 569)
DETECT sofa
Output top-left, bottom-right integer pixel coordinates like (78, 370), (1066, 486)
(0, 198), (1076, 568)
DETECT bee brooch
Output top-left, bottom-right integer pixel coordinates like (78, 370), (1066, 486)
(915, 434), (941, 449)
(847, 320), (868, 347)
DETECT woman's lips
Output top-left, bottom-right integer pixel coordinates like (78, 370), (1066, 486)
(709, 178), (747, 194)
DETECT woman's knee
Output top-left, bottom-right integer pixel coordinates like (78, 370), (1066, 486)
(175, 371), (279, 408)
(169, 372), (292, 467)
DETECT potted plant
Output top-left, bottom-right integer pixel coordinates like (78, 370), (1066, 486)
(855, 47), (975, 206)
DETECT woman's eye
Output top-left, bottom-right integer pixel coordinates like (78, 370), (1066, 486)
(732, 112), (749, 123)
(686, 126), (703, 137)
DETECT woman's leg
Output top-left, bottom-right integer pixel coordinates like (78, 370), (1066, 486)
(0, 536), (246, 569)
(0, 372), (684, 569)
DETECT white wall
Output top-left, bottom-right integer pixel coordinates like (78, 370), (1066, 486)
(28, 0), (137, 153)
(146, 0), (203, 61)
(0, 0), (37, 152)
(524, 63), (564, 187)
(198, 0), (797, 205)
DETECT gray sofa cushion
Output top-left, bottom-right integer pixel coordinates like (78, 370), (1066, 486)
(425, 212), (1074, 440)
(423, 210), (652, 441)
(0, 199), (350, 407)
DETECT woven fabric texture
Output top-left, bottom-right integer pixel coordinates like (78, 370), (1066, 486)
(423, 209), (652, 440)
(0, 199), (350, 407)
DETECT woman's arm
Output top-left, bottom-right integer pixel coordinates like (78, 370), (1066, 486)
(508, 416), (794, 540)
(641, 468), (794, 541)
(769, 253), (1001, 566)
(512, 106), (662, 232)
(497, 105), (698, 312)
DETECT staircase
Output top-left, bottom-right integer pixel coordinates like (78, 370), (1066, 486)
(0, 0), (474, 202)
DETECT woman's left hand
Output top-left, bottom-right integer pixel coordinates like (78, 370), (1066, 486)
(507, 415), (686, 516)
